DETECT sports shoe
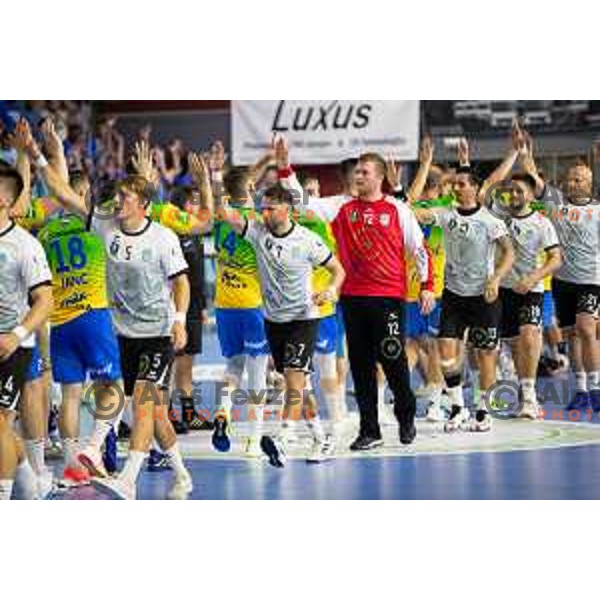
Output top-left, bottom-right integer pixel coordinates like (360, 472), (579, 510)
(117, 421), (131, 440)
(306, 436), (334, 464)
(425, 401), (446, 422)
(566, 391), (591, 412)
(78, 446), (108, 479)
(212, 414), (231, 453)
(147, 449), (172, 472)
(518, 399), (540, 420)
(94, 476), (136, 500)
(167, 471), (193, 500)
(470, 409), (493, 432)
(243, 436), (262, 458)
(444, 405), (470, 432)
(36, 469), (54, 499)
(59, 466), (91, 488)
(349, 435), (384, 451)
(103, 426), (118, 475)
(590, 390), (600, 413)
(260, 435), (287, 468)
(399, 420), (417, 445)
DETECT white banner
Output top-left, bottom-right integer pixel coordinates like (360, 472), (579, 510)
(231, 100), (420, 165)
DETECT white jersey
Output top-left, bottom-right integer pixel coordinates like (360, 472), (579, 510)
(0, 221), (52, 348)
(542, 190), (600, 286)
(242, 219), (332, 323)
(502, 211), (559, 293)
(91, 216), (188, 338)
(434, 205), (508, 297)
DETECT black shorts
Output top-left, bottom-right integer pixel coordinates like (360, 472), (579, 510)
(0, 347), (33, 411)
(264, 319), (319, 374)
(176, 318), (203, 357)
(439, 289), (502, 350)
(499, 288), (543, 339)
(118, 336), (174, 397)
(552, 278), (600, 329)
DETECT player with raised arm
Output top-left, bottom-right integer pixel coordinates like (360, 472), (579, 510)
(499, 171), (561, 418)
(218, 182), (345, 466)
(413, 129), (518, 432)
(0, 163), (53, 500)
(29, 135), (210, 499)
(523, 144), (600, 412)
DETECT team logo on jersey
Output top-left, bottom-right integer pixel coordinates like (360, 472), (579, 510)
(379, 213), (391, 227)
(350, 210), (359, 223)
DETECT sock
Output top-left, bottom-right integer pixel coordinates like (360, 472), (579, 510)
(248, 403), (265, 438)
(118, 451), (146, 486)
(446, 385), (465, 408)
(377, 385), (386, 410)
(587, 371), (600, 392)
(428, 386), (443, 408)
(575, 372), (587, 392)
(63, 438), (80, 468)
(164, 443), (188, 479)
(0, 480), (14, 500)
(306, 414), (325, 443)
(87, 419), (113, 452)
(15, 459), (37, 499)
(24, 439), (45, 476)
(520, 378), (536, 402)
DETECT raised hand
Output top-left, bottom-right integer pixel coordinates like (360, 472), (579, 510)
(419, 135), (434, 165)
(12, 117), (34, 153)
(274, 135), (290, 169)
(132, 140), (154, 181)
(386, 157), (403, 189)
(511, 118), (525, 151)
(207, 140), (226, 172)
(518, 131), (537, 175)
(457, 137), (470, 166)
(188, 152), (209, 187)
(40, 118), (63, 158)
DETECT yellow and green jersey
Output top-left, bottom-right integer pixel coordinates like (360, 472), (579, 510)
(214, 206), (262, 309)
(38, 214), (109, 326)
(296, 212), (337, 318)
(406, 195), (454, 301)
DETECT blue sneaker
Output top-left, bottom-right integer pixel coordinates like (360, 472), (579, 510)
(147, 449), (172, 472)
(211, 415), (231, 453)
(102, 426), (118, 475)
(566, 391), (591, 412)
(590, 390), (600, 412)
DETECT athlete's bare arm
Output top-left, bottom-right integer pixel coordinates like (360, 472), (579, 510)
(407, 135), (434, 203)
(24, 125), (88, 217)
(171, 273), (190, 353)
(9, 118), (32, 217)
(40, 118), (69, 184)
(513, 246), (562, 295)
(0, 284), (52, 361)
(478, 122), (523, 202)
(188, 151), (214, 234)
(313, 255), (346, 306)
(484, 235), (514, 303)
(518, 132), (546, 198)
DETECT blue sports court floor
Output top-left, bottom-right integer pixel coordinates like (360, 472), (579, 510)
(45, 327), (600, 500)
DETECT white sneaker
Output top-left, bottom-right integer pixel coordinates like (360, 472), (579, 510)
(93, 476), (136, 500)
(306, 435), (334, 464)
(78, 446), (108, 478)
(519, 399), (540, 420)
(470, 409), (493, 432)
(444, 405), (470, 432)
(167, 471), (193, 500)
(425, 402), (446, 423)
(243, 436), (262, 458)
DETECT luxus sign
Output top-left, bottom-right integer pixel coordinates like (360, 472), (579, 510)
(231, 100), (420, 165)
